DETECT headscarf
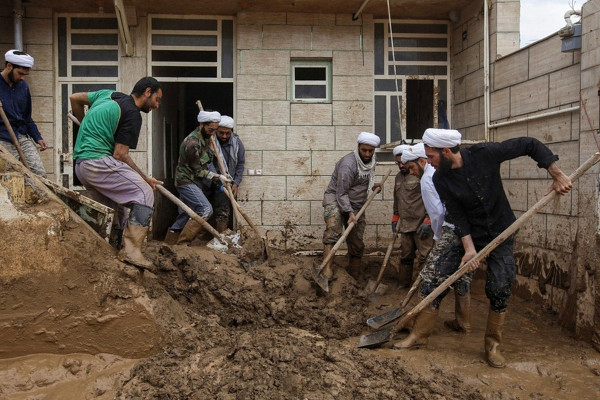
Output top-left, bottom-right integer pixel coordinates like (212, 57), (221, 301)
(5, 50), (34, 68)
(197, 110), (221, 123)
(219, 115), (234, 129)
(422, 128), (461, 148)
(393, 144), (410, 157)
(401, 143), (426, 163)
(356, 131), (381, 148)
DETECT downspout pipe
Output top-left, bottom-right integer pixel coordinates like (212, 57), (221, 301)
(13, 0), (24, 50)
(483, 0), (490, 142)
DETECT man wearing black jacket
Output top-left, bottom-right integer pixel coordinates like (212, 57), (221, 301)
(421, 129), (572, 368)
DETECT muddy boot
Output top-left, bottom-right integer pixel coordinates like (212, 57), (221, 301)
(321, 244), (335, 280)
(118, 225), (153, 270)
(393, 306), (439, 349)
(484, 310), (507, 368)
(347, 256), (362, 280)
(444, 292), (472, 334)
(177, 219), (205, 245)
(397, 259), (414, 288)
(163, 229), (180, 245)
(215, 219), (229, 233)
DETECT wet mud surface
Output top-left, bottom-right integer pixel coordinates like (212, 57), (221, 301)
(1, 234), (600, 400)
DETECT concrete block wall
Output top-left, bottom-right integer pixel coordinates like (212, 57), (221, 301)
(451, 0), (521, 140)
(1, 7), (55, 181)
(235, 11), (395, 250)
(487, 0), (600, 344)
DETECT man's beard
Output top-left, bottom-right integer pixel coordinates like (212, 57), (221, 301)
(438, 154), (453, 173)
(360, 155), (372, 164)
(415, 163), (425, 178)
(7, 69), (17, 84)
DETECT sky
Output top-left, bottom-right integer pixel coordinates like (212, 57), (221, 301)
(520, 0), (581, 47)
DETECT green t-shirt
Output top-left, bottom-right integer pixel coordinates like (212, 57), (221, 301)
(73, 90), (142, 160)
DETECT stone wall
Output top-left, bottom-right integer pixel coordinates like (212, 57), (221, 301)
(234, 11), (395, 250)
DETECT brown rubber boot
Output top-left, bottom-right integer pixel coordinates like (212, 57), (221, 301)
(393, 306), (439, 349)
(397, 259), (414, 288)
(347, 256), (362, 280)
(177, 220), (205, 245)
(444, 292), (472, 334)
(485, 310), (507, 368)
(118, 225), (153, 270)
(163, 229), (180, 245)
(321, 244), (335, 280)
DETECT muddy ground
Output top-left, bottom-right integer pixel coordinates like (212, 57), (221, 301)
(1, 221), (600, 399)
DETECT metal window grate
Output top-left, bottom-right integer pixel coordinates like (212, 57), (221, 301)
(374, 20), (451, 145)
(149, 15), (234, 81)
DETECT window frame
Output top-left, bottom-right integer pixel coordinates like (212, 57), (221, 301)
(290, 60), (332, 103)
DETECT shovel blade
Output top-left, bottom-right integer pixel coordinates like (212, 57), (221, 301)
(366, 307), (404, 329)
(311, 262), (329, 292)
(357, 326), (394, 349)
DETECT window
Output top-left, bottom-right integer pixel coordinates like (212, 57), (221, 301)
(374, 20), (450, 146)
(291, 61), (331, 103)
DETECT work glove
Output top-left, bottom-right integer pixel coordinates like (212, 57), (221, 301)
(218, 174), (232, 185)
(416, 219), (432, 240)
(391, 214), (399, 233)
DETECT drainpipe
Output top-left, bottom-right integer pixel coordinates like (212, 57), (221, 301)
(483, 0), (490, 141)
(13, 0), (24, 50)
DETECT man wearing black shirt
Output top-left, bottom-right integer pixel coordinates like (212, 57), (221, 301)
(422, 129), (572, 368)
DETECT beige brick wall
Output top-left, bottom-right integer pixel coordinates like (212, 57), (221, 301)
(236, 11), (376, 250)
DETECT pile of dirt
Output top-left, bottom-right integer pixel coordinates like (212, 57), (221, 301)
(1, 167), (599, 399)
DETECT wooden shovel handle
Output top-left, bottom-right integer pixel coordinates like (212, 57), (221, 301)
(369, 226), (401, 293)
(318, 168), (393, 274)
(389, 152), (600, 340)
(0, 103), (30, 170)
(156, 185), (222, 240)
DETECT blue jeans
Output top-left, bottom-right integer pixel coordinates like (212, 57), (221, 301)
(170, 184), (213, 231)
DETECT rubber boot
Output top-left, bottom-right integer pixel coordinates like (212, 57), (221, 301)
(321, 244), (335, 280)
(393, 306), (439, 349)
(163, 229), (180, 245)
(215, 219), (229, 233)
(347, 256), (362, 280)
(398, 259), (414, 288)
(444, 292), (472, 334)
(177, 220), (205, 245)
(118, 225), (153, 270)
(485, 310), (507, 368)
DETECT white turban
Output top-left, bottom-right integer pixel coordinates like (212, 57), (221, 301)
(401, 143), (426, 163)
(219, 115), (234, 129)
(393, 144), (410, 157)
(5, 49), (34, 68)
(357, 132), (381, 148)
(422, 128), (461, 149)
(197, 111), (221, 123)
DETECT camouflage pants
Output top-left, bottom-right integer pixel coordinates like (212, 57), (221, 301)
(0, 135), (47, 177)
(322, 203), (365, 258)
(420, 226), (472, 309)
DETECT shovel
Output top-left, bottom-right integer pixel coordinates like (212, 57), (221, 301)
(311, 169), (392, 292)
(0, 102), (30, 170)
(364, 225), (401, 295)
(358, 152), (600, 349)
(366, 276), (422, 329)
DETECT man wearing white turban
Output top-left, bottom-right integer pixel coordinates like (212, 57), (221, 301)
(321, 132), (381, 282)
(0, 50), (47, 177)
(205, 115), (245, 232)
(422, 128), (572, 368)
(164, 110), (232, 245)
(393, 142), (473, 351)
(391, 143), (433, 289)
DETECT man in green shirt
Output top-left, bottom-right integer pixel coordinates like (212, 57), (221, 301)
(70, 77), (163, 270)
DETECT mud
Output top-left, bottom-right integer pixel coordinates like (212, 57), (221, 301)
(0, 166), (599, 399)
